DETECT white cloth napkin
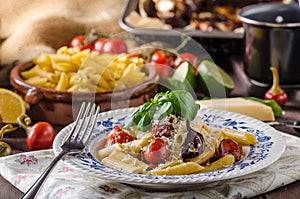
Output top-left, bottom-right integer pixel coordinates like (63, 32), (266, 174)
(1, 132), (300, 199)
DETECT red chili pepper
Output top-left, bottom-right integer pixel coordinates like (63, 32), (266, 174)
(264, 67), (288, 106)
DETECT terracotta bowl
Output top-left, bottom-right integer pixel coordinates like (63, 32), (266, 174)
(10, 61), (158, 126)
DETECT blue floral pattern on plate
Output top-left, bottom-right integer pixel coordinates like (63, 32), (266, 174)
(53, 108), (285, 190)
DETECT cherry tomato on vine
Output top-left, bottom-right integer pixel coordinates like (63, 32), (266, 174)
(151, 50), (176, 66)
(217, 139), (241, 162)
(150, 50), (176, 78)
(142, 137), (170, 164)
(70, 35), (94, 51)
(26, 122), (56, 151)
(99, 38), (128, 54)
(94, 38), (107, 52)
(106, 126), (135, 146)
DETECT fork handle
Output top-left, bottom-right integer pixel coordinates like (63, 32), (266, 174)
(21, 150), (68, 199)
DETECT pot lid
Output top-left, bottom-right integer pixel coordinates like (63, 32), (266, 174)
(238, 2), (300, 27)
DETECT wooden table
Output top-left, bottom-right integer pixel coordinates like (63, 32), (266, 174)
(1, 58), (299, 199)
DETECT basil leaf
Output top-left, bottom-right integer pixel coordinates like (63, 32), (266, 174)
(152, 102), (173, 120)
(126, 90), (200, 131)
(168, 90), (200, 121)
(138, 114), (151, 131)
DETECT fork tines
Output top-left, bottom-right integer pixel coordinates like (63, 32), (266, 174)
(68, 102), (100, 145)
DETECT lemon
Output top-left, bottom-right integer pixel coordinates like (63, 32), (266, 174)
(197, 60), (235, 97)
(172, 61), (196, 89)
(0, 88), (27, 123)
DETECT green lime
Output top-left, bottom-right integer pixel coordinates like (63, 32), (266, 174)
(197, 60), (234, 97)
(172, 61), (196, 89)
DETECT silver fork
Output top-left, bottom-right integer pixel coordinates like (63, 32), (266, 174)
(21, 102), (100, 199)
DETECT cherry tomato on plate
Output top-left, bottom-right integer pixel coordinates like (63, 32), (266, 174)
(26, 122), (56, 151)
(70, 35), (95, 51)
(106, 126), (135, 146)
(142, 137), (170, 164)
(217, 139), (241, 162)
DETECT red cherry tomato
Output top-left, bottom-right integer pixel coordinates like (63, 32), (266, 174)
(174, 53), (199, 75)
(151, 50), (176, 65)
(100, 38), (128, 54)
(142, 137), (170, 164)
(26, 122), (56, 151)
(106, 126), (135, 146)
(70, 35), (94, 51)
(151, 50), (176, 78)
(217, 139), (241, 162)
(94, 38), (107, 52)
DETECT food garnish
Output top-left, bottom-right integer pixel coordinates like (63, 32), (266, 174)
(124, 90), (200, 131)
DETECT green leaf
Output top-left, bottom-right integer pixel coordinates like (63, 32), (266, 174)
(152, 102), (173, 120)
(168, 90), (200, 121)
(125, 90), (200, 131)
(124, 102), (152, 127)
(138, 111), (152, 131)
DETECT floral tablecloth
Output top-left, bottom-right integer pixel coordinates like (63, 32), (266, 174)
(1, 131), (300, 199)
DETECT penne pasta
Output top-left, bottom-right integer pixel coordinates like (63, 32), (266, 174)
(198, 155), (235, 173)
(22, 46), (147, 92)
(221, 128), (257, 145)
(150, 162), (204, 175)
(102, 150), (149, 174)
(55, 72), (69, 91)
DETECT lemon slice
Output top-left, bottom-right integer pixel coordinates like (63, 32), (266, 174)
(0, 88), (27, 123)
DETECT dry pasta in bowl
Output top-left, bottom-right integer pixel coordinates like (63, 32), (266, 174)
(20, 46), (148, 92)
(9, 47), (158, 125)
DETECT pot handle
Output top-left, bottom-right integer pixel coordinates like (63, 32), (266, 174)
(25, 88), (44, 105)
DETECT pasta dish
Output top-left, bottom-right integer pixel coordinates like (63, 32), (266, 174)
(94, 91), (256, 175)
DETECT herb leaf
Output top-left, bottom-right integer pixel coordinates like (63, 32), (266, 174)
(125, 90), (200, 131)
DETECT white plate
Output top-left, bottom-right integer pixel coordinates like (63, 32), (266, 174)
(53, 108), (285, 190)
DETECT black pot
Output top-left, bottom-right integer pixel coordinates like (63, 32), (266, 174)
(238, 1), (300, 86)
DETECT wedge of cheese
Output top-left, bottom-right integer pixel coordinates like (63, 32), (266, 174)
(196, 98), (275, 121)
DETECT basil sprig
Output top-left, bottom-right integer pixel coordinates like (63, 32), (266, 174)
(125, 90), (200, 131)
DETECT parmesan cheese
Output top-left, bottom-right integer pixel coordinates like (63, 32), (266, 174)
(196, 98), (275, 121)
